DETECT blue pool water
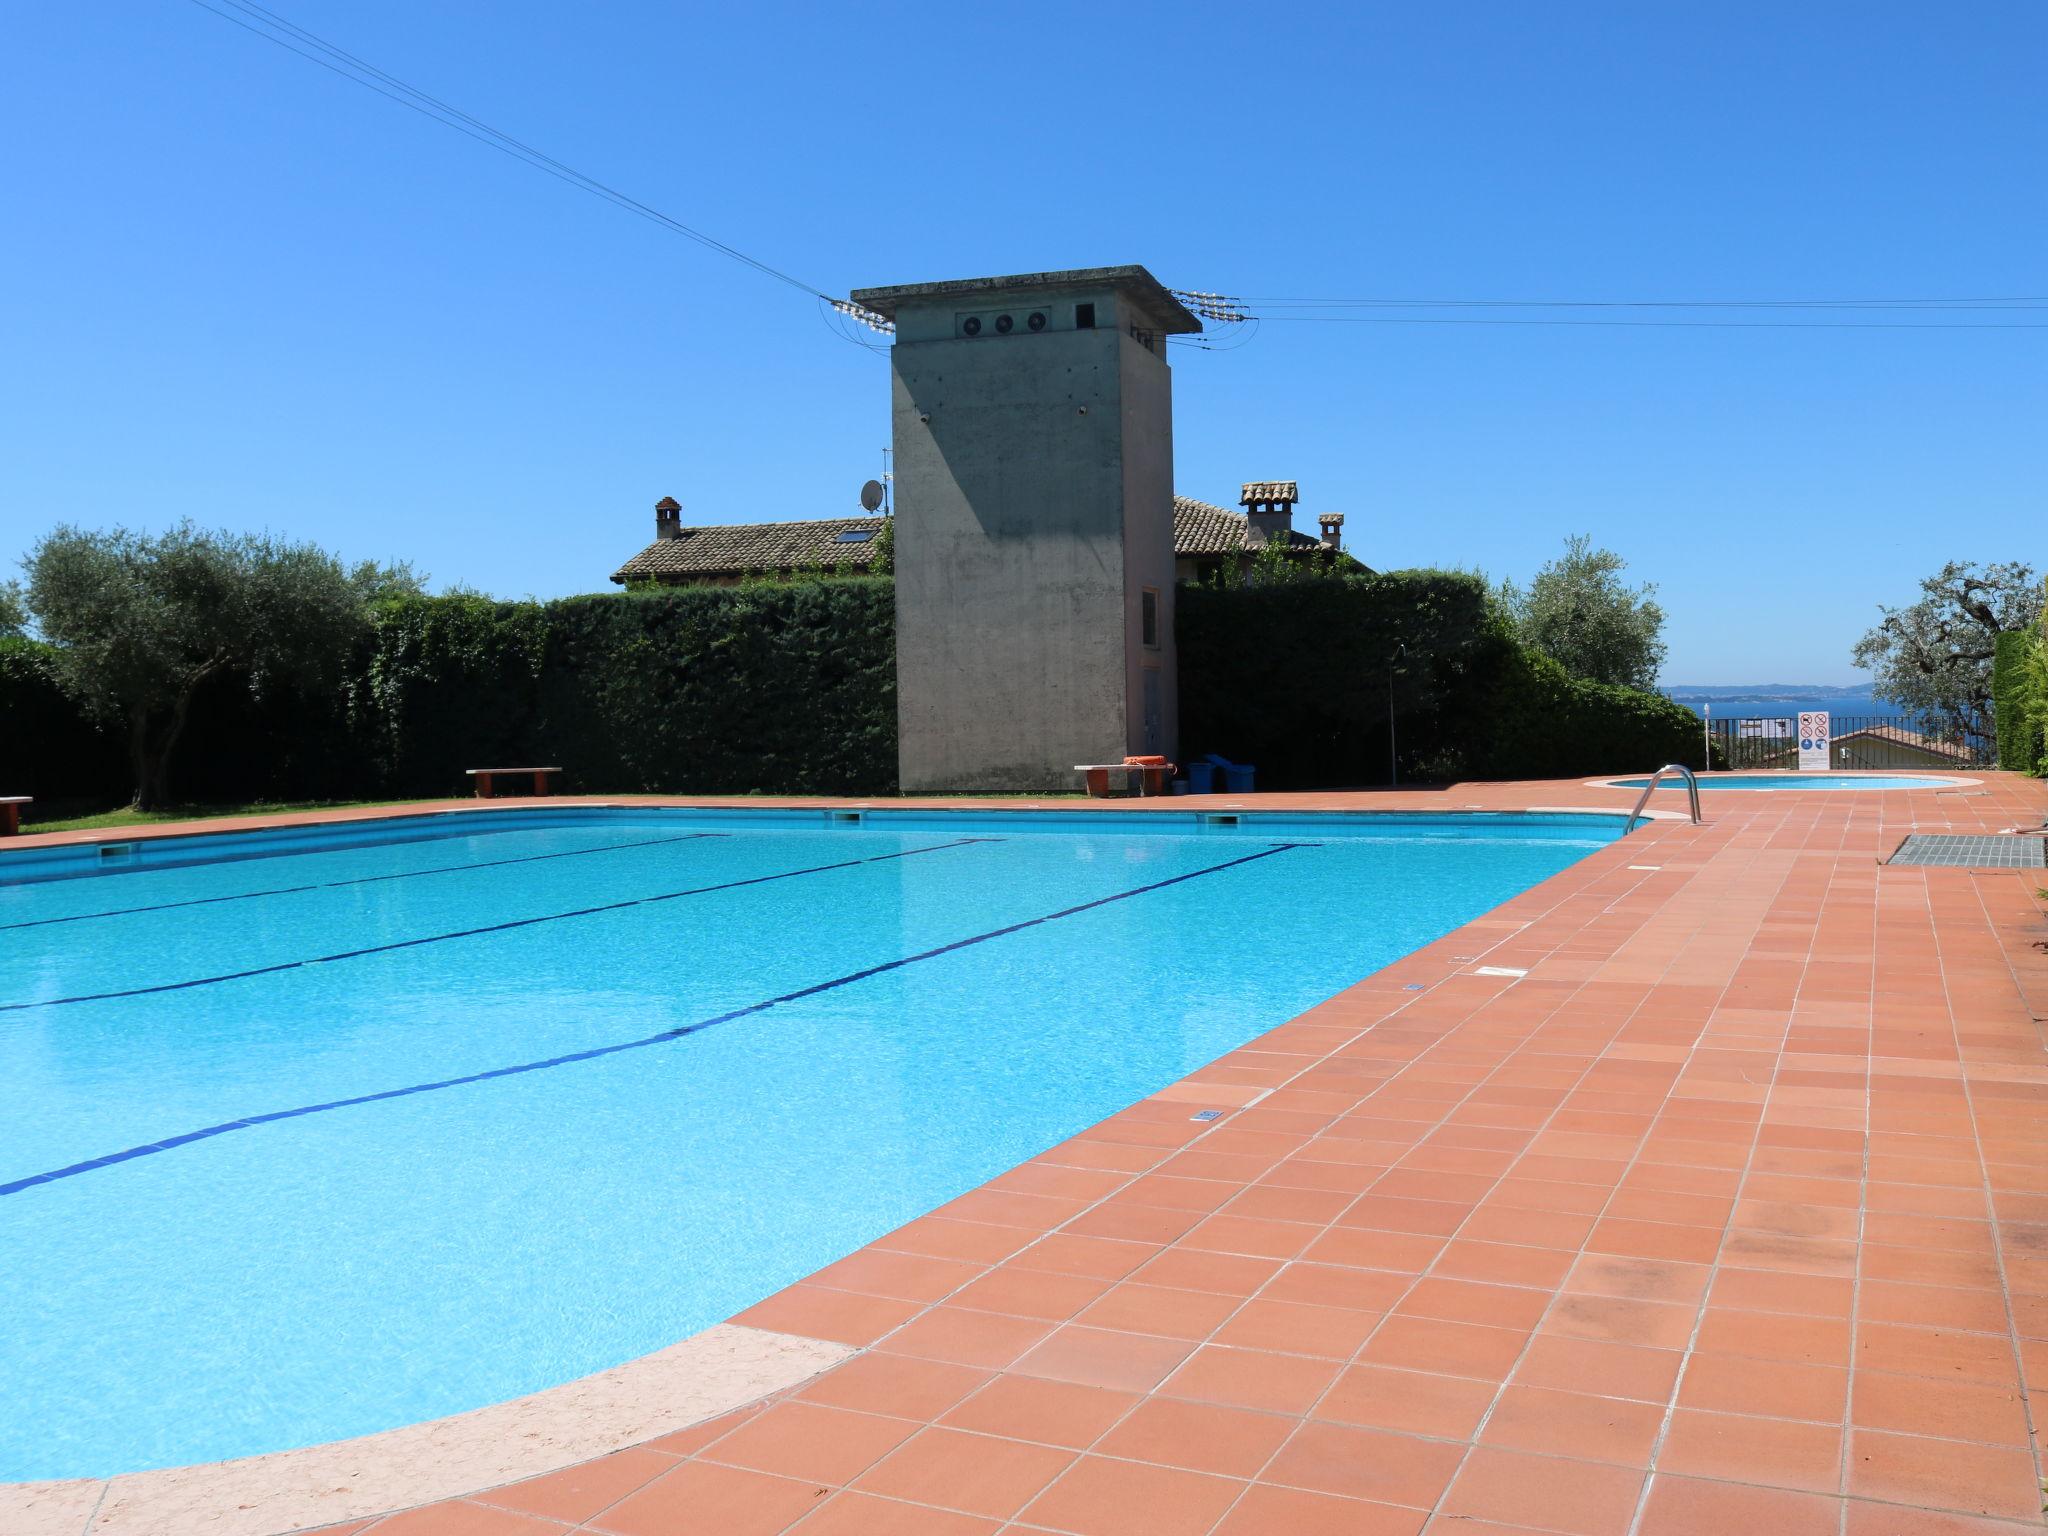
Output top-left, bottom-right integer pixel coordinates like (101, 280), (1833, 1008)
(0, 808), (1620, 1480)
(1611, 772), (1958, 791)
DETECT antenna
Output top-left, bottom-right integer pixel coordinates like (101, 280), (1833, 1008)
(859, 479), (885, 513)
(829, 298), (895, 335)
(881, 447), (893, 515)
(1170, 289), (1251, 324)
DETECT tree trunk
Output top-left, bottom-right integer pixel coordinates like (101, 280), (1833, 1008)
(128, 688), (198, 812)
(126, 707), (156, 811)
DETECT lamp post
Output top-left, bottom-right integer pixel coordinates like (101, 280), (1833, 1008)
(1387, 642), (1408, 787)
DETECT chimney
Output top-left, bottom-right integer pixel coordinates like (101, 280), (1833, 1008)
(1240, 481), (1298, 548)
(654, 495), (683, 540)
(1317, 512), (1344, 551)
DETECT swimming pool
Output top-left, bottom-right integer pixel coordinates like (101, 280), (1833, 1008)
(0, 807), (1620, 1480)
(1607, 772), (1964, 791)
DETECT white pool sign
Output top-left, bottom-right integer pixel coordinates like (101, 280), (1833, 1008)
(1798, 711), (1831, 771)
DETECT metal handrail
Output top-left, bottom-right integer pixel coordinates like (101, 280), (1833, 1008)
(1625, 764), (1702, 832)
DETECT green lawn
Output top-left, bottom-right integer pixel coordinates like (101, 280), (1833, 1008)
(20, 799), (424, 835)
(19, 789), (1096, 835)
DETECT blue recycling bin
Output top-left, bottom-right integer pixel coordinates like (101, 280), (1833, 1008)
(1196, 755), (1257, 793)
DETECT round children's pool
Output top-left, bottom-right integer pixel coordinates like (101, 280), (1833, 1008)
(1606, 773), (1965, 791)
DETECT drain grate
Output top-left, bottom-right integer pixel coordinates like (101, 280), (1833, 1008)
(1888, 834), (2047, 869)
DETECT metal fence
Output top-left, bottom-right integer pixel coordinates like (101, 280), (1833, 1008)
(1700, 714), (1994, 772)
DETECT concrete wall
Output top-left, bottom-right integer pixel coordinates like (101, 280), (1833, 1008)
(1118, 330), (1177, 758)
(891, 285), (1175, 792)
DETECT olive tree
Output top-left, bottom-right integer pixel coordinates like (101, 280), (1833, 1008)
(23, 523), (418, 809)
(0, 581), (25, 639)
(1498, 535), (1667, 690)
(1852, 560), (2042, 740)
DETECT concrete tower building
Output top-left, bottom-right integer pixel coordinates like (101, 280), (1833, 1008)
(848, 266), (1201, 793)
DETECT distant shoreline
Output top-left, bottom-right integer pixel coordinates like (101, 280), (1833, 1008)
(1662, 685), (1874, 702)
(1657, 691), (1912, 723)
(1659, 685), (1879, 718)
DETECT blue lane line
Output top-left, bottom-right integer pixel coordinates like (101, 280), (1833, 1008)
(0, 831), (731, 933)
(0, 842), (1306, 1199)
(0, 838), (997, 1015)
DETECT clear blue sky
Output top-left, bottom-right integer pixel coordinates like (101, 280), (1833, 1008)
(3, 1), (2041, 684)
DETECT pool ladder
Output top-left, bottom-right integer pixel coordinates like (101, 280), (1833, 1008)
(1625, 764), (1702, 832)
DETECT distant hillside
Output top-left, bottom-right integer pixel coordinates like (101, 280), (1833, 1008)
(1663, 683), (1875, 702)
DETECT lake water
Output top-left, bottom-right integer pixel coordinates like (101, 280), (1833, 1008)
(1664, 695), (1884, 720)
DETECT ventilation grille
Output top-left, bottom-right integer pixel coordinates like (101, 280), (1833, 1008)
(1887, 834), (2045, 869)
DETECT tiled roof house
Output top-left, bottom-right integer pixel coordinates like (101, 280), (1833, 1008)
(612, 486), (1362, 587)
(614, 498), (887, 584)
(1829, 722), (1978, 767)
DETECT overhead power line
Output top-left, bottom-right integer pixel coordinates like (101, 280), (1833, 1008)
(181, 4), (2039, 347)
(181, 0), (897, 334)
(1260, 314), (2048, 331)
(1171, 286), (2047, 333)
(1235, 295), (2048, 311)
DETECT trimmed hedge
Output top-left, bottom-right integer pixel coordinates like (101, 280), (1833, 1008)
(1463, 644), (1705, 780)
(1179, 571), (1492, 787)
(359, 594), (552, 796)
(0, 638), (126, 802)
(2, 582), (898, 808)
(1179, 571), (1704, 787)
(352, 580), (899, 798)
(1993, 626), (2047, 776)
(2036, 613), (2048, 778)
(10, 569), (1703, 806)
(530, 582), (897, 797)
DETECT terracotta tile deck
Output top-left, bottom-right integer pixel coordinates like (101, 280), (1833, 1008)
(7, 775), (2047, 1535)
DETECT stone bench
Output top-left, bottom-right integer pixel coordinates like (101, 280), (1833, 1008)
(466, 768), (562, 799)
(0, 796), (27, 836)
(1074, 765), (1141, 798)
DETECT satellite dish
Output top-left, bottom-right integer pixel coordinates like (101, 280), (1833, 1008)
(858, 479), (885, 513)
